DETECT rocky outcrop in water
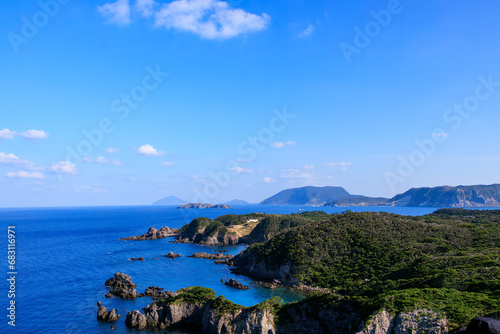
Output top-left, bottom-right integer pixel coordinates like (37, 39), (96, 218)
(97, 306), (121, 322)
(163, 252), (181, 259)
(130, 257), (144, 261)
(105, 272), (142, 299)
(189, 252), (234, 260)
(121, 226), (179, 241)
(223, 279), (249, 290)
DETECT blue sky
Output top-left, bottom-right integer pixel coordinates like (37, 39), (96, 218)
(1, 0), (500, 207)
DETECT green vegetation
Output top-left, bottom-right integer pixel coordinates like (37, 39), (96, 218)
(240, 210), (500, 328)
(211, 295), (246, 317)
(168, 286), (216, 305)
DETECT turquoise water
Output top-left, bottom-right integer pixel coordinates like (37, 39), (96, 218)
(0, 205), (441, 333)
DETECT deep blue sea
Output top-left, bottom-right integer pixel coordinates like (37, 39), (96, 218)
(0, 205), (450, 333)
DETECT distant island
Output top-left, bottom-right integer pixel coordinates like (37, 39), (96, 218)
(176, 203), (231, 209)
(224, 199), (250, 206)
(152, 195), (187, 206)
(261, 184), (500, 208)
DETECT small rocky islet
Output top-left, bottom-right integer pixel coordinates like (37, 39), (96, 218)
(102, 209), (500, 333)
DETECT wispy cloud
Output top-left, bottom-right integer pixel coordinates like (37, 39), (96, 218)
(304, 165), (315, 170)
(299, 24), (314, 37)
(98, 0), (131, 26)
(83, 156), (122, 166)
(75, 186), (108, 194)
(270, 141), (296, 148)
(135, 0), (156, 17)
(263, 176), (276, 183)
(20, 129), (49, 139)
(0, 129), (17, 140)
(323, 161), (351, 170)
(136, 144), (166, 156)
(0, 152), (23, 164)
(231, 166), (253, 173)
(432, 132), (448, 138)
(160, 161), (175, 166)
(105, 148), (120, 154)
(280, 169), (313, 179)
(49, 161), (78, 174)
(98, 0), (271, 40)
(6, 171), (44, 179)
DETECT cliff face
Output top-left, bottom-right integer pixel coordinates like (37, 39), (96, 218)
(126, 300), (276, 333)
(358, 309), (447, 334)
(232, 250), (300, 284)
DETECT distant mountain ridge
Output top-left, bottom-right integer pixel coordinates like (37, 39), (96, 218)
(259, 186), (351, 206)
(262, 184), (500, 208)
(388, 184), (500, 207)
(224, 199), (250, 206)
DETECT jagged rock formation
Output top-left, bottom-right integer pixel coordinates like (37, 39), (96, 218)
(189, 252), (234, 260)
(177, 203), (231, 209)
(163, 252), (181, 259)
(464, 317), (500, 334)
(97, 306), (121, 322)
(358, 309), (447, 334)
(105, 272), (142, 299)
(121, 226), (179, 241)
(223, 279), (249, 290)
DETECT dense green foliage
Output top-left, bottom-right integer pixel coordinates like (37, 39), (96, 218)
(168, 286), (216, 305)
(241, 210), (500, 328)
(248, 215), (311, 242)
(211, 295), (246, 316)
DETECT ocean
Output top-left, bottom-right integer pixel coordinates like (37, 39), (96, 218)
(0, 205), (441, 333)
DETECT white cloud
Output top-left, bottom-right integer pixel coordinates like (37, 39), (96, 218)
(304, 165), (315, 170)
(432, 132), (448, 138)
(0, 129), (17, 140)
(49, 161), (78, 174)
(323, 161), (351, 168)
(98, 0), (131, 26)
(263, 176), (276, 183)
(136, 144), (166, 156)
(280, 169), (313, 179)
(160, 161), (175, 166)
(270, 141), (296, 148)
(299, 24), (314, 37)
(20, 129), (48, 139)
(231, 166), (253, 173)
(237, 158), (250, 162)
(84, 156), (122, 166)
(6, 171), (44, 179)
(75, 186), (108, 194)
(135, 0), (156, 17)
(105, 148), (120, 154)
(98, 0), (270, 39)
(0, 152), (22, 164)
(154, 0), (270, 39)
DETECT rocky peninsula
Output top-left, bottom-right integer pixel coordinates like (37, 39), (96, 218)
(177, 203), (231, 209)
